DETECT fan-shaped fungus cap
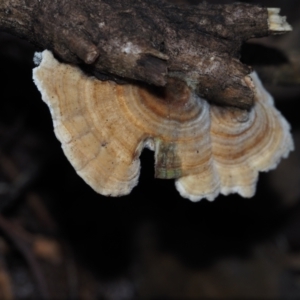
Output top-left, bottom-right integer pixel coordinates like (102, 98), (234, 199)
(33, 50), (294, 201)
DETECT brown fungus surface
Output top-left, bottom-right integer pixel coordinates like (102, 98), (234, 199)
(33, 50), (294, 201)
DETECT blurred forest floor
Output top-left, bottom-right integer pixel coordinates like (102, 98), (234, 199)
(0, 0), (300, 299)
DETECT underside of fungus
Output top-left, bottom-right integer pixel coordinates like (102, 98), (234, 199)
(33, 50), (294, 201)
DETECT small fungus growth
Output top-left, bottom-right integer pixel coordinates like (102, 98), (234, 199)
(33, 50), (294, 201)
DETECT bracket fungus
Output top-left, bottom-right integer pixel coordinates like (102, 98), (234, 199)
(33, 50), (294, 201)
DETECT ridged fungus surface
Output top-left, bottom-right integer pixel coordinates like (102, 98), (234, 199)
(33, 50), (294, 201)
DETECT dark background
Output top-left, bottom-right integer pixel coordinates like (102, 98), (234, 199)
(0, 0), (300, 298)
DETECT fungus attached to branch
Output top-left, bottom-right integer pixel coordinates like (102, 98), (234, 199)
(33, 50), (294, 201)
(0, 1), (292, 107)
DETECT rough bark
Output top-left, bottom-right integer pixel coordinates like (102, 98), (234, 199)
(0, 0), (288, 109)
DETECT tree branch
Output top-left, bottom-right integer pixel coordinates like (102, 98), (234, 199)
(0, 0), (292, 109)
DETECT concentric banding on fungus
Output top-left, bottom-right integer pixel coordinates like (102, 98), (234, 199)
(33, 50), (294, 201)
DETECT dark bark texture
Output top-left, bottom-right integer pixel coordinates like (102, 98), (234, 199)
(0, 0), (281, 109)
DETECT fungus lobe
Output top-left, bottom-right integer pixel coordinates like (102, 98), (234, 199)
(33, 50), (294, 201)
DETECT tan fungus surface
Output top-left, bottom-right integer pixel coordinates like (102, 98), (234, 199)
(33, 50), (294, 201)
